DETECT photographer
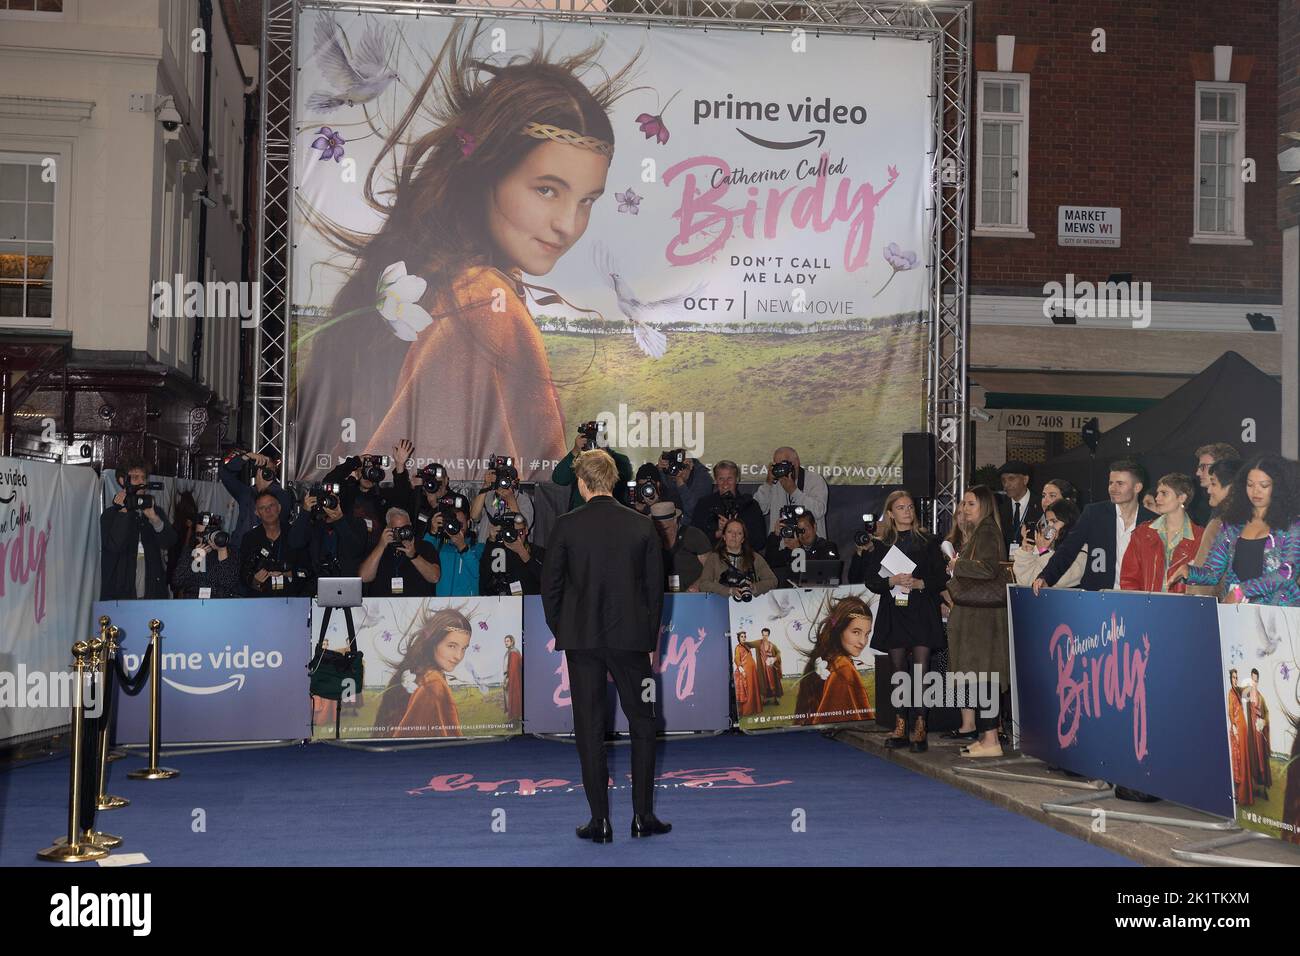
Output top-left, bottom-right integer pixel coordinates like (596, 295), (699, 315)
(657, 449), (711, 528)
(100, 460), (177, 600)
(650, 501), (711, 591)
(322, 451), (396, 549)
(479, 511), (546, 596)
(764, 508), (840, 587)
(753, 446), (829, 537)
(288, 483), (367, 580)
(694, 518), (778, 600)
(431, 498), (484, 596)
(693, 459), (766, 548)
(553, 419), (633, 510)
(469, 455), (535, 544)
(218, 448), (293, 546)
(241, 490), (307, 596)
(390, 442), (454, 538)
(629, 463), (677, 516)
(172, 513), (241, 599)
(360, 508), (441, 597)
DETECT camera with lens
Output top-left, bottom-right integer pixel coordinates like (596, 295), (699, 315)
(632, 477), (659, 505)
(778, 504), (807, 539)
(255, 546), (288, 577)
(711, 490), (743, 526)
(489, 510), (524, 544)
(719, 566), (755, 602)
(661, 449), (687, 476)
(577, 420), (606, 448)
(489, 456), (520, 491)
(770, 460), (795, 481)
(195, 513), (230, 549)
(360, 455), (390, 484)
(417, 463), (446, 488)
(389, 525), (415, 549)
(308, 482), (342, 521)
(854, 513), (878, 547)
(122, 479), (164, 512)
(437, 493), (468, 537)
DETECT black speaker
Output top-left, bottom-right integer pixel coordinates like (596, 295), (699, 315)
(901, 432), (936, 499)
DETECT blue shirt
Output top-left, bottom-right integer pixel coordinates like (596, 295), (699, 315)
(430, 536), (484, 596)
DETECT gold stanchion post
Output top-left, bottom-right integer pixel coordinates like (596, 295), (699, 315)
(38, 641), (109, 862)
(127, 618), (178, 780)
(52, 638), (123, 850)
(95, 622), (129, 810)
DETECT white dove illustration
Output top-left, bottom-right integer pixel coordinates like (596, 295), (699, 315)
(592, 244), (707, 359)
(308, 14), (399, 113)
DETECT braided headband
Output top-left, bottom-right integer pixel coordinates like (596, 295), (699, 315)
(520, 121), (614, 158)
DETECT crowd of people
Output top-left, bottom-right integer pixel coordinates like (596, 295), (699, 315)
(96, 429), (832, 604)
(96, 433), (1300, 764)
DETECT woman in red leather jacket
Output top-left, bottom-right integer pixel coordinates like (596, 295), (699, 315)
(1120, 473), (1203, 593)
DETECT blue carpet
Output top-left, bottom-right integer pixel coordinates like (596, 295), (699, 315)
(0, 734), (1135, 866)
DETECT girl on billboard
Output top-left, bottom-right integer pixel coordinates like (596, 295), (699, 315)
(376, 606), (474, 738)
(301, 19), (639, 481)
(794, 594), (874, 725)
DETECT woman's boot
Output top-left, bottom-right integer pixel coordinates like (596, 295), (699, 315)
(909, 710), (928, 753)
(883, 711), (909, 749)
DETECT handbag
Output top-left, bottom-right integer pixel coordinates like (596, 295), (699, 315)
(946, 567), (1010, 608)
(308, 606), (364, 701)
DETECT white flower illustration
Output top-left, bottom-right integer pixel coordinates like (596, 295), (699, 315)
(377, 262), (433, 341)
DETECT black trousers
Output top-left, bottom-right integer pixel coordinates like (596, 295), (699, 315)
(565, 647), (658, 819)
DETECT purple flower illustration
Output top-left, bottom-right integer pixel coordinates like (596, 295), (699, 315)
(455, 128), (477, 159)
(380, 630), (393, 643)
(472, 644), (481, 653)
(615, 188), (641, 214)
(791, 621), (803, 632)
(1280, 662), (1291, 680)
(635, 90), (680, 146)
(310, 126), (346, 162)
(873, 242), (919, 298)
(477, 621), (489, 631)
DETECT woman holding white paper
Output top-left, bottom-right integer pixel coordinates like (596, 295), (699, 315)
(848, 491), (947, 752)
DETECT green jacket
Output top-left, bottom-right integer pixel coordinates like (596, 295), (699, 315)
(552, 448), (634, 511)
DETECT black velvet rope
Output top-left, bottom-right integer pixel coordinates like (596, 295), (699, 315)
(113, 643), (153, 697)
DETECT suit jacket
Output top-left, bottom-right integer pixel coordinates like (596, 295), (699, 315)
(996, 492), (1043, 553)
(100, 506), (178, 600)
(1040, 501), (1156, 591)
(541, 495), (664, 652)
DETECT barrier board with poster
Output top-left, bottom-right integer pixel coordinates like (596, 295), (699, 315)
(729, 586), (881, 731)
(102, 598), (313, 744)
(1009, 587), (1233, 818)
(1217, 603), (1300, 844)
(310, 596), (524, 739)
(521, 592), (731, 734)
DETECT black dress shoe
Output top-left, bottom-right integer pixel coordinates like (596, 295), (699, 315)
(942, 729), (979, 741)
(576, 818), (613, 843)
(630, 813), (672, 838)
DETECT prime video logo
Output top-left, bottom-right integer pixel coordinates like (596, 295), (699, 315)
(596, 404), (704, 458)
(150, 276), (260, 328)
(1041, 273), (1152, 328)
(120, 643), (284, 696)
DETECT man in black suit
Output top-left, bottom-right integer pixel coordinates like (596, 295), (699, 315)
(996, 460), (1042, 556)
(541, 449), (669, 843)
(1032, 459), (1155, 593)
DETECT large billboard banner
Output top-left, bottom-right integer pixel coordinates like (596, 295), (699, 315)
(291, 9), (930, 485)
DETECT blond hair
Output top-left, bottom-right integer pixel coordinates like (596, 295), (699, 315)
(575, 449), (617, 494)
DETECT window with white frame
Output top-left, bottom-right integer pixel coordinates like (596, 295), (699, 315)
(1195, 82), (1246, 239)
(976, 73), (1030, 233)
(0, 0), (64, 15)
(0, 153), (56, 321)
